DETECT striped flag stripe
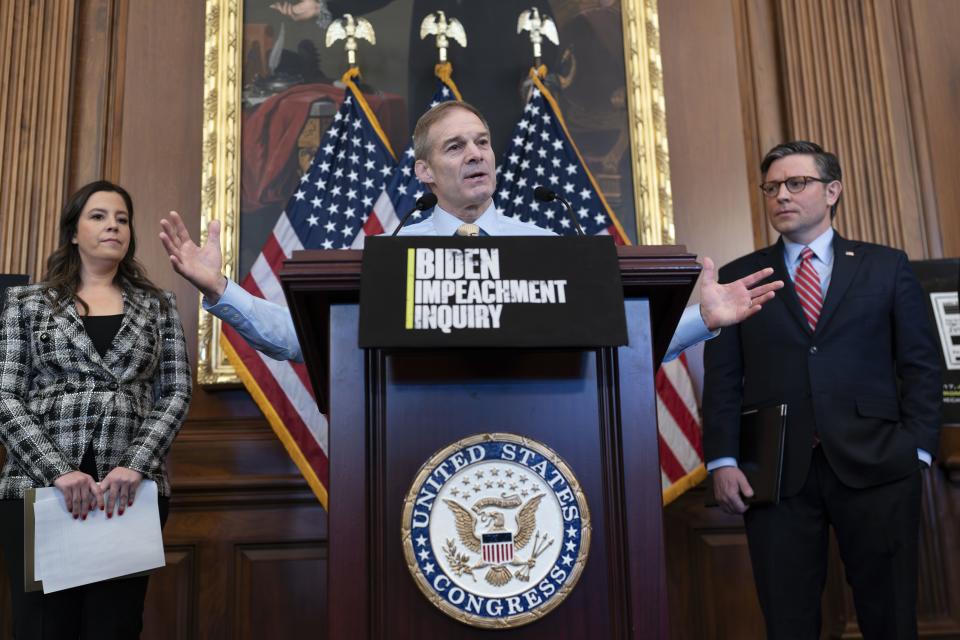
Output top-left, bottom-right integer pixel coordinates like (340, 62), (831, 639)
(657, 431), (687, 482)
(659, 356), (702, 445)
(657, 355), (707, 504)
(223, 324), (329, 468)
(656, 376), (701, 462)
(238, 279), (327, 447)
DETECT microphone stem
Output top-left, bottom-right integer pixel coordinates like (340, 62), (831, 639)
(392, 203), (427, 236)
(556, 195), (585, 236)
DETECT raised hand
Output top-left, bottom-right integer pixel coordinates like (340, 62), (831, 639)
(699, 256), (784, 331)
(159, 211), (227, 303)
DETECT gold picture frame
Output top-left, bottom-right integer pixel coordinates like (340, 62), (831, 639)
(198, 0), (673, 385)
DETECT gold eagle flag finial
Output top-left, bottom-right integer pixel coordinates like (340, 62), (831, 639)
(419, 10), (467, 63)
(517, 7), (559, 67)
(325, 13), (376, 68)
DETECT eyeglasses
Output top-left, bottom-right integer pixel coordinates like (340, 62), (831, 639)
(759, 176), (830, 198)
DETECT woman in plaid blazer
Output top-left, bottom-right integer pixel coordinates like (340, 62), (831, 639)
(0, 181), (192, 639)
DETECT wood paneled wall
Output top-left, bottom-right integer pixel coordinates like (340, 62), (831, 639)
(777, 0), (935, 256)
(1, 0), (959, 638)
(0, 1), (75, 277)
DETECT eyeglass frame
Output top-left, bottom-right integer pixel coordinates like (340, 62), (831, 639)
(759, 175), (833, 198)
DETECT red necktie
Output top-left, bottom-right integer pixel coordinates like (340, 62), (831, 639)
(795, 247), (823, 330)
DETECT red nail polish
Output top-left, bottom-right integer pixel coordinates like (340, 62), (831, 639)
(107, 513), (112, 519)
(82, 515), (86, 521)
(118, 509), (124, 516)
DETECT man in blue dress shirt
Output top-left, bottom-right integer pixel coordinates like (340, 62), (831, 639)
(160, 101), (783, 362)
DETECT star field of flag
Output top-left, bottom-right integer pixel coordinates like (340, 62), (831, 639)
(287, 87), (396, 249)
(494, 86), (620, 239)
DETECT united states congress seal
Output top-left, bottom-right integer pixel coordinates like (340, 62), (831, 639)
(401, 433), (591, 629)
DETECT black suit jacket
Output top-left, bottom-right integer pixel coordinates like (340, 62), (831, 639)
(703, 233), (942, 497)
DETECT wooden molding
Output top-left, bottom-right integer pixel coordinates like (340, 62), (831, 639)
(0, 0), (77, 279)
(776, 0), (932, 257)
(68, 0), (129, 190)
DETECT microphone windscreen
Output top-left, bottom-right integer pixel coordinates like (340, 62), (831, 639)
(533, 186), (556, 202)
(416, 193), (438, 210)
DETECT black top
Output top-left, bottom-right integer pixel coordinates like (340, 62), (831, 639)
(78, 314), (123, 478)
(80, 313), (123, 358)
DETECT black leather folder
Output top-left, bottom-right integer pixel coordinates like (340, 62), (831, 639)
(705, 404), (787, 507)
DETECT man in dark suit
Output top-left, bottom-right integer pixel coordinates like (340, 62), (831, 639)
(703, 141), (942, 639)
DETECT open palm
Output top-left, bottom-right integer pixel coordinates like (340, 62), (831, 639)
(159, 211), (226, 300)
(699, 257), (784, 330)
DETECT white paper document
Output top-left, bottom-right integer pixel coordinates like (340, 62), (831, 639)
(33, 479), (166, 593)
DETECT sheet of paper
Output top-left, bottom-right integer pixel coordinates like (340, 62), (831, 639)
(33, 479), (166, 593)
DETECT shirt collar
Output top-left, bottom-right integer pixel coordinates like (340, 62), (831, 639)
(783, 226), (835, 266)
(430, 201), (499, 236)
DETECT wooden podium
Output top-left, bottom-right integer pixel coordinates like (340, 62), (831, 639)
(280, 245), (699, 639)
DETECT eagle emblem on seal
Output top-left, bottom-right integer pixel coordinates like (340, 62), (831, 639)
(401, 434), (591, 629)
(443, 493), (552, 587)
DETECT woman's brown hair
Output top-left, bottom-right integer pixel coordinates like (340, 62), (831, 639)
(42, 180), (166, 314)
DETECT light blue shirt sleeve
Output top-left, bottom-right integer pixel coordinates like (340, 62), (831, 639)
(663, 304), (719, 363)
(203, 279), (304, 362)
(706, 457), (738, 471)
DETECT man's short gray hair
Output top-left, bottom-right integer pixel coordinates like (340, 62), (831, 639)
(412, 101), (491, 161)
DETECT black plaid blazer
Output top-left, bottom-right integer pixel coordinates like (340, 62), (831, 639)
(0, 284), (192, 498)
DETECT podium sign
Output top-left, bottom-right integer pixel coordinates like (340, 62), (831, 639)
(279, 245), (702, 638)
(359, 236), (627, 348)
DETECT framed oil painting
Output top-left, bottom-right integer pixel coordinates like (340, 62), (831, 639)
(199, 0), (673, 384)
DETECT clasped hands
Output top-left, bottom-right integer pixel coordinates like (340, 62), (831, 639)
(53, 467), (144, 520)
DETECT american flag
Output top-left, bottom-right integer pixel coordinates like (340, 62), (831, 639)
(494, 72), (629, 241)
(222, 69), (398, 507)
(496, 68), (706, 504)
(354, 63), (462, 244)
(658, 353), (707, 504)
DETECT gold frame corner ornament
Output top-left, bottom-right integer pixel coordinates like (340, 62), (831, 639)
(198, 0), (673, 384)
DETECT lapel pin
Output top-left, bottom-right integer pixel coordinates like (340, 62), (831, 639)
(845, 251), (855, 256)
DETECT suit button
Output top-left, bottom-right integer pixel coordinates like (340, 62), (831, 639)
(108, 382), (119, 391)
(809, 346), (818, 355)
(65, 383), (76, 393)
(39, 332), (49, 342)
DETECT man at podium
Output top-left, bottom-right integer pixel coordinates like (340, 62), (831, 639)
(160, 101), (783, 363)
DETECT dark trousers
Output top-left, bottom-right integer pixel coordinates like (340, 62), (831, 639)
(744, 446), (921, 640)
(0, 497), (169, 640)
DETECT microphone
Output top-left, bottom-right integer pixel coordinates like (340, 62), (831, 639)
(533, 186), (584, 236)
(391, 193), (438, 236)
